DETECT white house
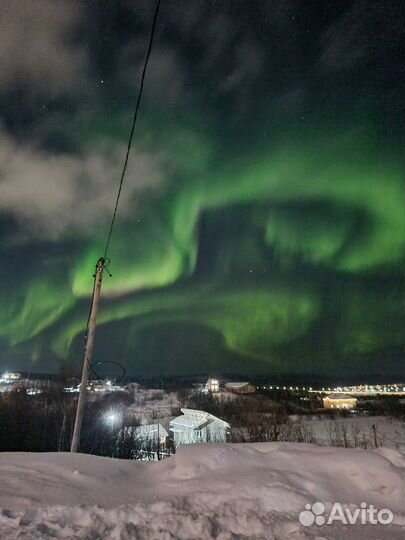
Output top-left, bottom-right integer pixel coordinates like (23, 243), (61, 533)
(170, 408), (230, 446)
(119, 423), (169, 461)
(132, 423), (169, 448)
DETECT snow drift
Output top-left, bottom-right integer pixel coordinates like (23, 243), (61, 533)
(0, 442), (403, 539)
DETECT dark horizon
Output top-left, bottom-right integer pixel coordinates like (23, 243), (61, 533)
(3, 368), (404, 390)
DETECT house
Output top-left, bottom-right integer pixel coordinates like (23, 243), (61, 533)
(204, 378), (220, 393)
(225, 382), (256, 394)
(170, 408), (230, 446)
(323, 393), (357, 410)
(132, 423), (169, 448)
(0, 372), (21, 382)
(119, 423), (169, 461)
(88, 379), (122, 393)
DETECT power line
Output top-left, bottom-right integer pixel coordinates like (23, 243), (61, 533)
(88, 0), (161, 379)
(70, 2), (162, 452)
(103, 0), (162, 259)
(90, 360), (126, 383)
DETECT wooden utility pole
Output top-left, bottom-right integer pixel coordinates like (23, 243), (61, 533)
(71, 258), (105, 453)
(372, 424), (378, 448)
(157, 410), (160, 461)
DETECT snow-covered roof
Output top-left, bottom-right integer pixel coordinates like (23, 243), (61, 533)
(170, 417), (210, 430)
(225, 382), (250, 389)
(170, 408), (230, 431)
(324, 393), (357, 400)
(132, 424), (168, 438)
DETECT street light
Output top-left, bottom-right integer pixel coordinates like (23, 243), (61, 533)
(104, 410), (122, 427)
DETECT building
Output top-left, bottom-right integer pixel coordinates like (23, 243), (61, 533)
(323, 393), (357, 410)
(132, 423), (169, 448)
(88, 379), (122, 393)
(170, 408), (230, 446)
(120, 423), (170, 461)
(0, 372), (22, 384)
(225, 382), (256, 394)
(204, 378), (220, 393)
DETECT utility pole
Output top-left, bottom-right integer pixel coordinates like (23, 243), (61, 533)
(157, 410), (160, 461)
(71, 258), (105, 453)
(372, 424), (378, 448)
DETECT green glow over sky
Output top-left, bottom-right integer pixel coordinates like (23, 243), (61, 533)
(0, 1), (404, 377)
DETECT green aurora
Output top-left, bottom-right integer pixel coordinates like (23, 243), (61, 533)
(0, 1), (404, 378)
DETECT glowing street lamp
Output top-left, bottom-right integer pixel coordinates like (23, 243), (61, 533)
(104, 410), (122, 427)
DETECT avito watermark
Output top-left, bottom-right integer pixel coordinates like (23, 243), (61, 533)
(299, 501), (393, 527)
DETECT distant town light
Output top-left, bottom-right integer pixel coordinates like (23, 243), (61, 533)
(26, 388), (41, 396)
(0, 371), (21, 383)
(205, 378), (220, 393)
(64, 386), (80, 393)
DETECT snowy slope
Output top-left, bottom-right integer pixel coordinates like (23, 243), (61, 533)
(294, 415), (405, 450)
(0, 443), (403, 539)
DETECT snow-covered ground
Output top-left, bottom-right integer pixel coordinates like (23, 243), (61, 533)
(291, 415), (405, 450)
(0, 442), (403, 539)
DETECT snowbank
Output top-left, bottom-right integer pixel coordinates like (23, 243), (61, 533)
(0, 442), (403, 539)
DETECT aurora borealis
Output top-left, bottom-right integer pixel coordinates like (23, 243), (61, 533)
(0, 1), (404, 377)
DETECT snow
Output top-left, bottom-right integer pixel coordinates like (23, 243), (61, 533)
(125, 384), (180, 427)
(0, 442), (403, 539)
(132, 423), (169, 439)
(225, 382), (250, 388)
(322, 393), (355, 400)
(293, 415), (405, 450)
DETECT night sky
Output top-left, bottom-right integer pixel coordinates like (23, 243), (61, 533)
(0, 1), (404, 378)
